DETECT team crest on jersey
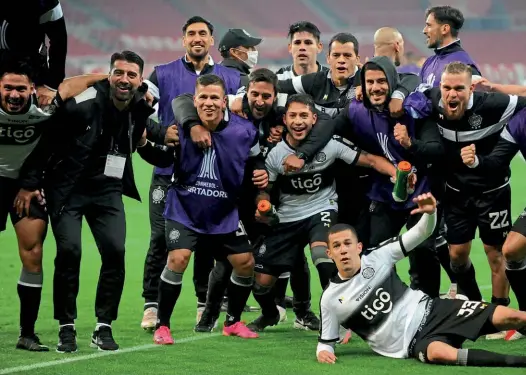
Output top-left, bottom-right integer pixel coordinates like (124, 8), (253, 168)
(315, 152), (327, 163)
(468, 114), (483, 129)
(152, 186), (164, 204)
(362, 267), (375, 279)
(168, 229), (180, 243)
(258, 243), (266, 256)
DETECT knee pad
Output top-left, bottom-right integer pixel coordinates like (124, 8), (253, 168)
(311, 245), (332, 266)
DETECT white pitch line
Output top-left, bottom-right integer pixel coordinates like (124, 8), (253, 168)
(0, 333), (221, 375)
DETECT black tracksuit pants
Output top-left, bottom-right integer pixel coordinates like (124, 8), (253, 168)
(51, 185), (126, 324)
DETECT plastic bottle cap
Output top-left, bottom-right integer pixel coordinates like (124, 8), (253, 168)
(398, 161), (412, 172)
(258, 200), (271, 213)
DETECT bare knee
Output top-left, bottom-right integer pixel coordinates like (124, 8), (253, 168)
(502, 232), (526, 262)
(167, 249), (191, 272)
(449, 243), (471, 264)
(20, 246), (43, 273)
(255, 272), (275, 287)
(229, 253), (254, 276)
(426, 341), (458, 364)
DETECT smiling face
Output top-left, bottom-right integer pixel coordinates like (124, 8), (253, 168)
(283, 101), (316, 143)
(327, 41), (359, 83)
(0, 73), (33, 114)
(247, 81), (275, 120)
(183, 22), (214, 60)
(194, 83), (227, 126)
(440, 71), (473, 120)
(109, 59), (143, 103)
(364, 69), (389, 107)
(423, 12), (448, 49)
(327, 229), (362, 275)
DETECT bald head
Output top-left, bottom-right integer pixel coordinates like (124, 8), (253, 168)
(373, 27), (404, 66)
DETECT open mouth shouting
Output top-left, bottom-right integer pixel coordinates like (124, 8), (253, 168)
(5, 96), (24, 112)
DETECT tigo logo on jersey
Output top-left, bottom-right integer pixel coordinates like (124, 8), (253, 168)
(360, 288), (393, 320)
(290, 173), (323, 193)
(0, 125), (39, 145)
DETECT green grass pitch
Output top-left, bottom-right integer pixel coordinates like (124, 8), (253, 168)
(0, 156), (525, 374)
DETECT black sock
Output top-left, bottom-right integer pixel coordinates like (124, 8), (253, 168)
(451, 260), (482, 301)
(505, 260), (526, 311)
(273, 276), (289, 307)
(206, 260), (231, 313)
(316, 263), (336, 289)
(435, 240), (457, 283)
(18, 269), (43, 337)
(253, 283), (279, 318)
(290, 267), (311, 316)
(156, 267), (183, 328)
(457, 348), (526, 367)
(225, 272), (253, 326)
(491, 296), (510, 306)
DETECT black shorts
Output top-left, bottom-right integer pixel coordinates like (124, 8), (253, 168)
(165, 219), (252, 260)
(444, 184), (511, 246)
(254, 210), (337, 277)
(511, 208), (526, 237)
(0, 176), (47, 232)
(410, 298), (498, 363)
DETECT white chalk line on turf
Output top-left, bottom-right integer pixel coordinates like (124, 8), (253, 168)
(0, 333), (221, 375)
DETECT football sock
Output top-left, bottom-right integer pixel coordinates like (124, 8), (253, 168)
(457, 349), (526, 367)
(253, 282), (279, 318)
(156, 267), (183, 329)
(505, 258), (526, 311)
(225, 272), (253, 326)
(273, 275), (289, 307)
(435, 238), (457, 283)
(18, 269), (43, 337)
(450, 260), (482, 301)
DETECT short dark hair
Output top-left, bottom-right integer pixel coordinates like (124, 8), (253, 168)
(183, 16), (214, 35)
(327, 223), (359, 244)
(248, 68), (278, 95)
(0, 56), (35, 83)
(110, 50), (144, 74)
(426, 6), (464, 37)
(288, 21), (321, 42)
(195, 73), (226, 95)
(285, 93), (316, 113)
(328, 32), (359, 55)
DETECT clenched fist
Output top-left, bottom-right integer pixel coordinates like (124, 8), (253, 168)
(460, 144), (477, 167)
(394, 123), (411, 148)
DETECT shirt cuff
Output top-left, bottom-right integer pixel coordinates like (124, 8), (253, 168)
(467, 155), (479, 168)
(391, 90), (405, 101)
(316, 342), (335, 356)
(44, 85), (58, 92)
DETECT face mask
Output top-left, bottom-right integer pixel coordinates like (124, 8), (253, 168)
(245, 50), (258, 69)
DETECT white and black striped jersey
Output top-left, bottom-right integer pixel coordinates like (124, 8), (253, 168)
(0, 97), (53, 179)
(318, 212), (437, 359)
(405, 89), (526, 192)
(266, 135), (360, 223)
(275, 62), (329, 80)
(277, 68), (358, 118)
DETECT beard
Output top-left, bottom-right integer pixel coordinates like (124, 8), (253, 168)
(110, 83), (136, 102)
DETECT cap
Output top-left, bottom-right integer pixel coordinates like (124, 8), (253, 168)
(218, 29), (262, 52)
